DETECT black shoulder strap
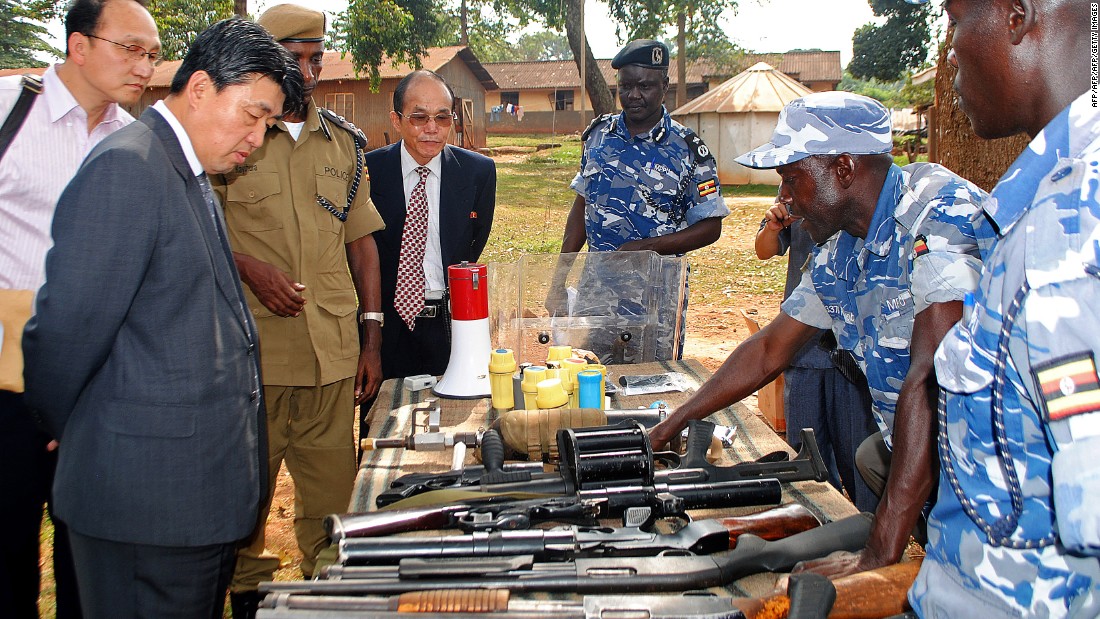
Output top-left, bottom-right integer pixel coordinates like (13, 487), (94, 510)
(581, 113), (613, 142)
(318, 107), (368, 150)
(314, 107), (366, 222)
(0, 74), (43, 163)
(680, 127), (715, 165)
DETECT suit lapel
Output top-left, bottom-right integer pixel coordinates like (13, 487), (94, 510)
(140, 110), (252, 336)
(438, 146), (470, 266)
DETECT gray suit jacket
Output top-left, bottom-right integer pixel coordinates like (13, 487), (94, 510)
(23, 109), (266, 547)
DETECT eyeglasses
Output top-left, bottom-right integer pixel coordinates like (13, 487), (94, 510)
(396, 112), (456, 128)
(84, 33), (162, 66)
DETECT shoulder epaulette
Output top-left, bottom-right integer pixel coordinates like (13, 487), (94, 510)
(581, 113), (614, 142)
(318, 107), (367, 150)
(680, 127), (715, 164)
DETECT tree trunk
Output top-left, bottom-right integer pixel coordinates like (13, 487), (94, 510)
(234, 0), (247, 17)
(460, 0), (468, 46)
(563, 0), (615, 118)
(676, 10), (686, 109)
(931, 25), (1028, 192)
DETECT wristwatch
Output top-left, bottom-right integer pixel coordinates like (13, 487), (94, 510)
(358, 311), (384, 327)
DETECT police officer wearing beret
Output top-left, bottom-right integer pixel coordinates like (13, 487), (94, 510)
(211, 5), (385, 616)
(559, 40), (728, 359)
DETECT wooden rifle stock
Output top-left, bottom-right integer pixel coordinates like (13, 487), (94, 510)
(717, 503), (822, 545)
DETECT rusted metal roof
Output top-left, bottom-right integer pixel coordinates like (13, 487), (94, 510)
(144, 46), (497, 90)
(484, 59), (617, 90)
(693, 50), (843, 85)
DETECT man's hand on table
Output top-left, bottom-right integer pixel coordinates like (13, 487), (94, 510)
(793, 548), (887, 580)
(648, 418), (683, 450)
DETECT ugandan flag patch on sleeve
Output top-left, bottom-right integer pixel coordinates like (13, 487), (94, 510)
(913, 235), (930, 257)
(698, 178), (718, 197)
(1032, 351), (1100, 421)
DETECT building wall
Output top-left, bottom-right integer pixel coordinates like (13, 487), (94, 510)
(678, 111), (781, 186)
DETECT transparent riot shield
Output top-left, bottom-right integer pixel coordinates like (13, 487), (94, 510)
(488, 251), (687, 365)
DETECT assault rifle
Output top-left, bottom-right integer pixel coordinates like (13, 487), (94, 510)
(257, 562), (922, 619)
(327, 477), (782, 539)
(334, 503), (820, 565)
(267, 512), (872, 595)
(375, 420), (828, 507)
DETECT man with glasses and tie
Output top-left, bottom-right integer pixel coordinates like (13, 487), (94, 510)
(361, 69), (496, 438)
(22, 17), (301, 617)
(0, 0), (158, 615)
(210, 5), (387, 618)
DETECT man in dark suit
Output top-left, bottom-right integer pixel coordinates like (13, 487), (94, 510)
(21, 18), (301, 619)
(361, 70), (495, 437)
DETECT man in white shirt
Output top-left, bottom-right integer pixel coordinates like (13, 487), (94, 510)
(0, 1), (158, 615)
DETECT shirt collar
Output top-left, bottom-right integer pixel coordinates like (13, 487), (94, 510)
(276, 98), (321, 135)
(151, 100), (203, 177)
(399, 140), (442, 180)
(42, 64), (125, 127)
(832, 164), (903, 281)
(612, 106), (672, 142)
(985, 91), (1100, 234)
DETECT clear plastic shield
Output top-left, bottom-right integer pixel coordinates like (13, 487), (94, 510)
(488, 251), (687, 365)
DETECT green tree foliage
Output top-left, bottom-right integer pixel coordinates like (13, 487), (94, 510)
(332, 0), (447, 91)
(511, 31), (572, 62)
(437, 4), (516, 62)
(146, 0), (233, 61)
(606, 0), (740, 65)
(0, 0), (61, 68)
(847, 0), (932, 81)
(839, 71), (933, 109)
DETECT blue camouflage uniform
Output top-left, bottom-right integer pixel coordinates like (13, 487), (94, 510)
(782, 163), (985, 447)
(570, 107), (728, 251)
(569, 107), (728, 359)
(911, 93), (1100, 619)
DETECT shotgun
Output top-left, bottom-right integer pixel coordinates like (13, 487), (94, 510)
(257, 561), (920, 619)
(334, 503), (821, 565)
(376, 420), (829, 508)
(265, 512), (872, 596)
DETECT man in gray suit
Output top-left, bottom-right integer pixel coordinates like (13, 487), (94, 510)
(22, 18), (302, 619)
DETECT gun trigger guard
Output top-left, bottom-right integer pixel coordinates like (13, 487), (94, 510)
(653, 451), (682, 469)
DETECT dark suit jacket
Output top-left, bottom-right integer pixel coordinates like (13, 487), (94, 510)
(364, 143), (495, 376)
(23, 109), (266, 547)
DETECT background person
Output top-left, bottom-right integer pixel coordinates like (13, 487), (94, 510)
(22, 18), (301, 618)
(755, 201), (880, 513)
(0, 0), (159, 615)
(361, 69), (496, 440)
(213, 6), (386, 615)
(650, 92), (985, 579)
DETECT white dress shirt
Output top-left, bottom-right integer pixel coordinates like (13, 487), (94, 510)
(0, 65), (134, 290)
(398, 142), (446, 292)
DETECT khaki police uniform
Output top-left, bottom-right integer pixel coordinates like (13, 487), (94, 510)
(214, 97), (384, 589)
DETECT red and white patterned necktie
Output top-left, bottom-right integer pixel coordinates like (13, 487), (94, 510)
(394, 166), (431, 330)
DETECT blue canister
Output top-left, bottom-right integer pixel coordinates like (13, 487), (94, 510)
(577, 369), (604, 409)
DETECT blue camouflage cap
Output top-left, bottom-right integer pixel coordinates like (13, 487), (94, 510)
(735, 91), (893, 169)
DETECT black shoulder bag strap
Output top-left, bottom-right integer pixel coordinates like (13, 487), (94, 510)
(0, 74), (44, 163)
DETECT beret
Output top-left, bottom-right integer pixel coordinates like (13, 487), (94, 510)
(257, 4), (325, 43)
(611, 39), (669, 70)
